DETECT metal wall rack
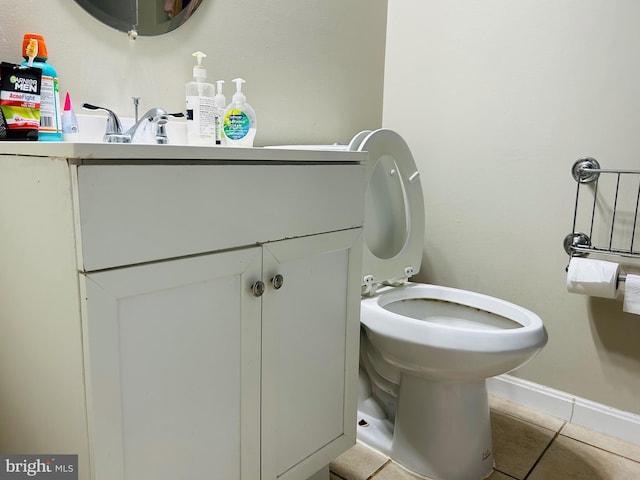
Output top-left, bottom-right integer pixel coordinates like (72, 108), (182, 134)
(564, 157), (640, 267)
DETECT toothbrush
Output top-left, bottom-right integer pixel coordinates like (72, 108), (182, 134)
(25, 38), (38, 66)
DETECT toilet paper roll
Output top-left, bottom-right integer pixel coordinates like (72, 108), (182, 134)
(566, 257), (620, 299)
(623, 274), (640, 314)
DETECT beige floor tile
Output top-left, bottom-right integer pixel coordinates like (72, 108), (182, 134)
(330, 443), (389, 480)
(486, 471), (517, 480)
(372, 462), (518, 480)
(561, 422), (640, 463)
(490, 409), (556, 479)
(489, 395), (565, 432)
(371, 462), (516, 480)
(528, 434), (640, 480)
(370, 462), (424, 479)
(332, 397), (640, 480)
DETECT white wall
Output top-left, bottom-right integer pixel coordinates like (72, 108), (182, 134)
(0, 0), (387, 145)
(384, 0), (640, 415)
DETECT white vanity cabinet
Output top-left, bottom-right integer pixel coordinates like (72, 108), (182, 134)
(0, 144), (366, 480)
(82, 248), (264, 480)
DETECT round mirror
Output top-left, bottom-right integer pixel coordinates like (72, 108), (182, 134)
(74, 0), (204, 36)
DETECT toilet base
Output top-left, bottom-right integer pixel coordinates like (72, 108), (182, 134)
(357, 375), (494, 480)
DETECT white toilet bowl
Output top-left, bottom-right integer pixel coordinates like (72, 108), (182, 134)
(358, 283), (547, 480)
(353, 129), (548, 480)
(361, 283), (546, 381)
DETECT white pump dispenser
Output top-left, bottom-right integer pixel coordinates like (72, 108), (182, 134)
(214, 80), (226, 145)
(185, 51), (216, 146)
(223, 78), (257, 147)
(192, 51), (206, 80)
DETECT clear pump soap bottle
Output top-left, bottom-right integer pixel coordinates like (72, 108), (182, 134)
(185, 51), (216, 146)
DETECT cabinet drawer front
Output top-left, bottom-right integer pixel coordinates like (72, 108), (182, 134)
(74, 163), (365, 271)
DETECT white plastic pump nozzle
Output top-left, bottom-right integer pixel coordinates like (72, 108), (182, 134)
(215, 80), (226, 108)
(231, 78), (246, 104)
(192, 51), (207, 79)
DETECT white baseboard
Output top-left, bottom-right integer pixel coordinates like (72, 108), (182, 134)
(487, 374), (640, 446)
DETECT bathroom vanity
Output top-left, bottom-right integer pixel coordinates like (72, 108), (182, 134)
(0, 143), (366, 480)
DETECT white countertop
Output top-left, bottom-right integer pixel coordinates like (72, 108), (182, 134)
(0, 141), (366, 164)
(0, 113), (366, 163)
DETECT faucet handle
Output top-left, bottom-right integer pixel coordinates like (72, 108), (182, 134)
(82, 103), (124, 137)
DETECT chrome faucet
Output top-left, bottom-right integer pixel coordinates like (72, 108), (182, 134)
(82, 103), (183, 144)
(125, 107), (170, 144)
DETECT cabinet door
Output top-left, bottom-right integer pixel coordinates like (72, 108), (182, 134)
(261, 229), (363, 480)
(81, 248), (262, 480)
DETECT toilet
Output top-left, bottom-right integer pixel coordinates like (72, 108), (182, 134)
(354, 129), (547, 480)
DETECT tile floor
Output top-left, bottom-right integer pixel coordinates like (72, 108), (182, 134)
(330, 395), (640, 480)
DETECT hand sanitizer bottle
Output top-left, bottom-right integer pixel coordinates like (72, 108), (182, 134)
(223, 78), (256, 147)
(185, 51), (216, 146)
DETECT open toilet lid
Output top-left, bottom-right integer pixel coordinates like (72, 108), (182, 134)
(356, 129), (425, 289)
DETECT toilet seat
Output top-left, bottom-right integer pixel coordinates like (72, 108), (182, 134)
(358, 129), (425, 294)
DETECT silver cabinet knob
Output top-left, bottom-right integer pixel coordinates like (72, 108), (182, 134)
(270, 274), (284, 290)
(250, 281), (265, 297)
